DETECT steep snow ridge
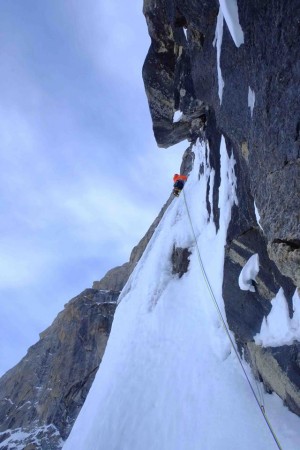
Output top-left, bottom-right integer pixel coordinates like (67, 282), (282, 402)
(63, 139), (300, 450)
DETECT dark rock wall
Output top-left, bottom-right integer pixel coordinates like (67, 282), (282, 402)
(142, 0), (300, 415)
(142, 0), (300, 288)
(0, 289), (118, 449)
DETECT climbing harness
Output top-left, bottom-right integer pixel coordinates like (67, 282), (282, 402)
(182, 189), (283, 450)
(173, 188), (182, 197)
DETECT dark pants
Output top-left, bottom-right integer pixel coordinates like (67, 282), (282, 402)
(174, 180), (184, 190)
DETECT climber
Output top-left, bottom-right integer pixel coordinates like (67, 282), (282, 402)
(173, 173), (188, 197)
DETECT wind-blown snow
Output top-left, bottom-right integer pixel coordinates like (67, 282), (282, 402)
(219, 0), (244, 47)
(255, 289), (300, 347)
(238, 253), (259, 292)
(213, 8), (225, 104)
(63, 139), (300, 450)
(248, 86), (256, 117)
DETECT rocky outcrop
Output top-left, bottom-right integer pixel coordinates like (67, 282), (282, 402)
(0, 289), (118, 449)
(247, 342), (300, 416)
(171, 246), (191, 278)
(142, 0), (300, 415)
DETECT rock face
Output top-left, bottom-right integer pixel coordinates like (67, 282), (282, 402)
(0, 289), (118, 449)
(142, 0), (300, 288)
(142, 0), (300, 415)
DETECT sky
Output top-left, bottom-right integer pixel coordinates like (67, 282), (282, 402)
(0, 1), (187, 376)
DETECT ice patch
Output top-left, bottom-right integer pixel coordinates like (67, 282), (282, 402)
(248, 86), (255, 117)
(238, 253), (259, 292)
(213, 8), (225, 104)
(254, 201), (263, 231)
(219, 0), (244, 47)
(255, 289), (300, 347)
(173, 110), (183, 123)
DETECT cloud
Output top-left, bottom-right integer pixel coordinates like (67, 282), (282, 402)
(62, 0), (150, 87)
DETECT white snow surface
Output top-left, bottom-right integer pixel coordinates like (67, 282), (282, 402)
(64, 139), (300, 450)
(255, 289), (300, 347)
(213, 8), (225, 104)
(254, 201), (263, 231)
(248, 86), (256, 117)
(238, 253), (259, 292)
(173, 110), (183, 123)
(219, 0), (244, 47)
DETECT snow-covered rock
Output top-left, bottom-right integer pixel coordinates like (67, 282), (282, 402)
(238, 253), (259, 292)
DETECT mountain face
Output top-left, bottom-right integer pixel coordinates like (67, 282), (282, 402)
(63, 139), (300, 450)
(1, 1), (300, 449)
(0, 289), (118, 449)
(142, 0), (299, 288)
(142, 0), (300, 413)
(0, 196), (174, 450)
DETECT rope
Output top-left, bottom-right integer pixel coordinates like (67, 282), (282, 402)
(182, 189), (283, 450)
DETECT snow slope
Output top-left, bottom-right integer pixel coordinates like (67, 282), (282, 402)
(63, 139), (300, 450)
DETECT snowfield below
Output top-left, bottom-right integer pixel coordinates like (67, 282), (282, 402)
(63, 139), (300, 450)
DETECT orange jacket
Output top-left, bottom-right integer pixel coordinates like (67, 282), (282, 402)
(173, 174), (188, 182)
